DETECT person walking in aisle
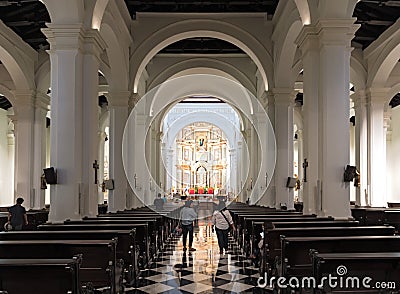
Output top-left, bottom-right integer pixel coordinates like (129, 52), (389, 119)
(180, 200), (197, 251)
(212, 201), (235, 254)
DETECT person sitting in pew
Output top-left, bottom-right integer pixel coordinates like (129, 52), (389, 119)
(7, 197), (28, 231)
(154, 193), (164, 211)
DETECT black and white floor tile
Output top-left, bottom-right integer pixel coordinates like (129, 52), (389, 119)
(124, 224), (272, 293)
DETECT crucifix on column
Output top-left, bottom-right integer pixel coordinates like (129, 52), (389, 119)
(302, 158), (308, 182)
(93, 160), (99, 184)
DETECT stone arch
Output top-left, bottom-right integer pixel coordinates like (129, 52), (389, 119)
(35, 58), (51, 94)
(0, 84), (15, 106)
(41, 0), (84, 24)
(350, 55), (367, 91)
(388, 83), (400, 107)
(92, 0), (110, 30)
(148, 58), (256, 94)
(0, 22), (36, 90)
(274, 16), (303, 87)
(148, 74), (254, 118)
(293, 0), (312, 25)
(130, 19), (273, 93)
(368, 41), (400, 88)
(318, 0), (358, 19)
(100, 23), (129, 90)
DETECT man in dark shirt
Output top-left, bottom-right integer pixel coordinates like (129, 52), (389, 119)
(7, 197), (28, 231)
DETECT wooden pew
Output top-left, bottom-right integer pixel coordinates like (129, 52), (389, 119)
(0, 257), (81, 294)
(68, 217), (164, 255)
(264, 226), (395, 277)
(0, 210), (49, 231)
(271, 220), (359, 228)
(98, 210), (173, 249)
(38, 223), (151, 267)
(311, 252), (400, 293)
(86, 215), (167, 251)
(384, 210), (400, 232)
(0, 229), (139, 285)
(281, 235), (400, 282)
(351, 207), (386, 226)
(0, 239), (119, 293)
(253, 220), (361, 259)
(239, 216), (333, 257)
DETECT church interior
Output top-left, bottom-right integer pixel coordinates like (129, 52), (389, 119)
(0, 0), (400, 293)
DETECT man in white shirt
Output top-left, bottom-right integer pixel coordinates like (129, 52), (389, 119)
(180, 200), (197, 251)
(212, 201), (235, 254)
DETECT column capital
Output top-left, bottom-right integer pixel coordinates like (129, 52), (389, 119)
(295, 25), (320, 53)
(12, 90), (35, 112)
(106, 91), (131, 107)
(272, 88), (297, 105)
(82, 28), (107, 60)
(366, 87), (390, 104)
(316, 18), (360, 47)
(42, 24), (85, 51)
(259, 90), (269, 109)
(352, 90), (367, 107)
(129, 93), (141, 109)
(35, 91), (51, 111)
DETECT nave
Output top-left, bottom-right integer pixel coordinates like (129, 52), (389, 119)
(1, 201), (400, 293)
(127, 224), (262, 294)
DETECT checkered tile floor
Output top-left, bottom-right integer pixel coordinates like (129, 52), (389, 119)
(124, 224), (272, 293)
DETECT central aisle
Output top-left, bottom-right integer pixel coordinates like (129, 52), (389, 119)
(125, 223), (266, 293)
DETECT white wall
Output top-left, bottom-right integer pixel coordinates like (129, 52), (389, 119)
(0, 109), (14, 206)
(387, 106), (400, 203)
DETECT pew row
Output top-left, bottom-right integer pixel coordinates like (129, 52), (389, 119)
(0, 239), (120, 293)
(281, 235), (400, 284)
(0, 257), (81, 294)
(311, 251), (400, 293)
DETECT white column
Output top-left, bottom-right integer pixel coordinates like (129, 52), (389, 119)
(255, 102), (274, 207)
(367, 88), (389, 207)
(107, 91), (130, 212)
(239, 138), (247, 202)
(43, 25), (105, 221)
(13, 90), (35, 209)
(229, 149), (236, 196)
(249, 123), (259, 203)
(127, 94), (143, 209)
(265, 91), (276, 207)
(297, 129), (304, 202)
(273, 88), (295, 210)
(159, 140), (166, 195)
(81, 30), (105, 217)
(7, 128), (15, 206)
(296, 27), (320, 215)
(98, 131), (107, 204)
(317, 20), (358, 218)
(353, 91), (368, 206)
(165, 148), (174, 193)
(145, 123), (153, 205)
(32, 92), (50, 209)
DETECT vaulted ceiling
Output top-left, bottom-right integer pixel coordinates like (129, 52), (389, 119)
(0, 0), (398, 109)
